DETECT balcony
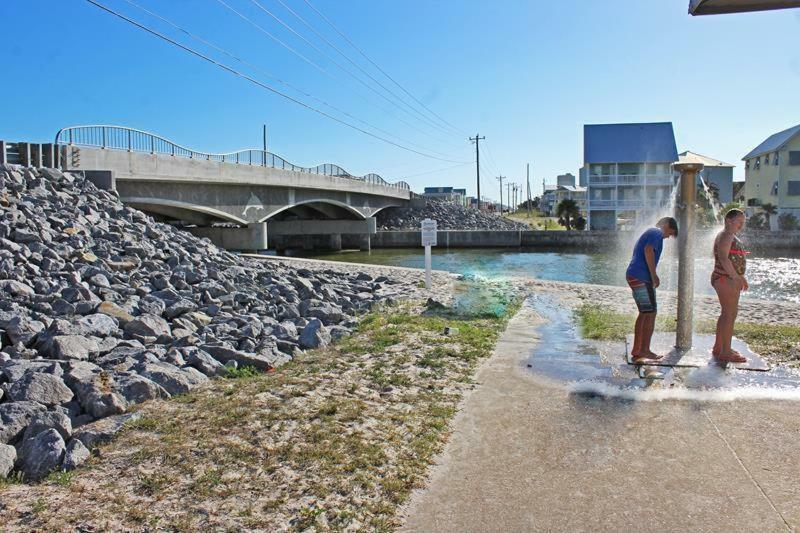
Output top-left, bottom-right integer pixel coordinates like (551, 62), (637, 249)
(589, 174), (674, 186)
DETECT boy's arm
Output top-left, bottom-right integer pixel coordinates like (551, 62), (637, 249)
(644, 245), (659, 288)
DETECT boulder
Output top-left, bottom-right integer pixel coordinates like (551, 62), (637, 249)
(124, 314), (171, 338)
(0, 401), (47, 443)
(73, 412), (142, 450)
(299, 319), (331, 349)
(0, 443), (15, 478)
(135, 361), (208, 395)
(22, 411), (73, 442)
(3, 372), (74, 406)
(18, 428), (66, 480)
(62, 438), (90, 471)
(50, 335), (100, 360)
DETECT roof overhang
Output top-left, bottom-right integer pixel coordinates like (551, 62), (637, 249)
(689, 0), (800, 15)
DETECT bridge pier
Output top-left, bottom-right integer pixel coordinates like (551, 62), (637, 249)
(187, 222), (268, 252)
(329, 234), (342, 251)
(359, 234), (371, 252)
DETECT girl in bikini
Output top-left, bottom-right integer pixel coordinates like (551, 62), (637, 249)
(711, 208), (749, 363)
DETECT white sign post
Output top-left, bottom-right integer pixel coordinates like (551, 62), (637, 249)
(421, 219), (437, 289)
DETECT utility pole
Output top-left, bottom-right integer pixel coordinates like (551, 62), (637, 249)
(507, 181), (511, 214)
(526, 164), (532, 216)
(470, 134), (485, 210)
(497, 175), (505, 213)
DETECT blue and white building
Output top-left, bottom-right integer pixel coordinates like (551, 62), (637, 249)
(583, 122), (679, 230)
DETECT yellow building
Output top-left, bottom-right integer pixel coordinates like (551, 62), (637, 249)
(742, 123), (800, 217)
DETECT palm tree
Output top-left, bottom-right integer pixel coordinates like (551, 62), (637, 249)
(761, 202), (778, 231)
(556, 199), (581, 230)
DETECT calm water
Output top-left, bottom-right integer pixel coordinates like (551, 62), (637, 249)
(296, 245), (800, 304)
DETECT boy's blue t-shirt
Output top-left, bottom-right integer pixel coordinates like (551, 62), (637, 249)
(626, 227), (664, 283)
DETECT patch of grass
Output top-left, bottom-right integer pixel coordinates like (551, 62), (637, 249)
(223, 365), (261, 379)
(31, 498), (47, 514)
(577, 304), (800, 362)
(45, 470), (74, 487)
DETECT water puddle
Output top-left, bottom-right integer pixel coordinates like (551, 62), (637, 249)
(523, 294), (800, 401)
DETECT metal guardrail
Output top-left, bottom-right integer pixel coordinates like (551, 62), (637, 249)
(54, 125), (411, 190)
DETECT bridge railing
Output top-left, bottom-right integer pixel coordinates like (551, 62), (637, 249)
(54, 125), (410, 190)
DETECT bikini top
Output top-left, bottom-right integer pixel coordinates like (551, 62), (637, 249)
(713, 234), (749, 277)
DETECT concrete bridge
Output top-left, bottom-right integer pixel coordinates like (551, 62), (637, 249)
(50, 125), (412, 251)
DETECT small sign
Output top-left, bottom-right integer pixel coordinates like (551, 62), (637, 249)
(421, 218), (437, 247)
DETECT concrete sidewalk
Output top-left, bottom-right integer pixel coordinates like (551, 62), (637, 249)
(400, 308), (799, 532)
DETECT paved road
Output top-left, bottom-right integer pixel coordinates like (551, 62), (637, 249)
(401, 307), (799, 532)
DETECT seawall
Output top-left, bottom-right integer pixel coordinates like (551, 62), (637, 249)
(353, 230), (800, 251)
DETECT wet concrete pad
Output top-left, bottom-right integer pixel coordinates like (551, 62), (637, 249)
(625, 332), (769, 371)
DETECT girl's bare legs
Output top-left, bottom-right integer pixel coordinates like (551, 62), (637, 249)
(712, 277), (745, 362)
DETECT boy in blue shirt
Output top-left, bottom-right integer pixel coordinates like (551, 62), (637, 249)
(626, 217), (678, 363)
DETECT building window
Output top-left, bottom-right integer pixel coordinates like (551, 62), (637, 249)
(789, 151), (800, 166)
(774, 152), (780, 165)
(755, 157), (761, 170)
(771, 181), (779, 195)
(788, 181), (800, 196)
(745, 159), (750, 170)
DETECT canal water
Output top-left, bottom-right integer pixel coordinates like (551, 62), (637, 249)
(296, 246), (800, 304)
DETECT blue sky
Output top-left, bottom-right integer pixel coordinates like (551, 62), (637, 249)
(2, 1), (799, 199)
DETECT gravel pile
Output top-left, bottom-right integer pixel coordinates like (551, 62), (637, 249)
(0, 165), (414, 480)
(376, 198), (527, 231)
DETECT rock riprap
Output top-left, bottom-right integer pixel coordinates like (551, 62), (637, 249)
(0, 164), (414, 480)
(376, 198), (527, 231)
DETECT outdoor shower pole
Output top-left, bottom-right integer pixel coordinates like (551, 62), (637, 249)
(673, 161), (703, 350)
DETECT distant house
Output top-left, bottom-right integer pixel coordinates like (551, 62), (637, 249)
(742, 123), (800, 218)
(678, 151), (734, 204)
(584, 122), (679, 230)
(422, 186), (466, 205)
(540, 184), (587, 216)
(540, 186), (559, 216)
(557, 173), (576, 187)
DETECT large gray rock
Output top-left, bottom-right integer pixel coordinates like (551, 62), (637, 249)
(18, 428), (66, 480)
(124, 314), (171, 338)
(0, 401), (47, 443)
(200, 345), (275, 372)
(0, 280), (35, 298)
(50, 335), (100, 360)
(184, 349), (225, 376)
(62, 438), (90, 471)
(73, 412), (141, 450)
(78, 313), (118, 337)
(0, 443), (15, 478)
(1, 359), (62, 382)
(63, 362), (127, 419)
(299, 319), (331, 349)
(136, 361), (208, 395)
(22, 411), (73, 442)
(113, 373), (169, 404)
(3, 372), (74, 406)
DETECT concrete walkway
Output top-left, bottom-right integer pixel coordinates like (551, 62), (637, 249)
(400, 307), (799, 532)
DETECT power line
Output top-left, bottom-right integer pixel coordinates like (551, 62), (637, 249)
(300, 0), (466, 137)
(400, 161), (473, 179)
(119, 0), (463, 160)
(215, 0), (461, 150)
(82, 0), (470, 164)
(249, 0), (457, 139)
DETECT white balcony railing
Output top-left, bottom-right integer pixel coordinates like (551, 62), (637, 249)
(588, 173), (674, 186)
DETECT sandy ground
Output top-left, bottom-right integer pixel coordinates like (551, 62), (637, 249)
(400, 306), (800, 532)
